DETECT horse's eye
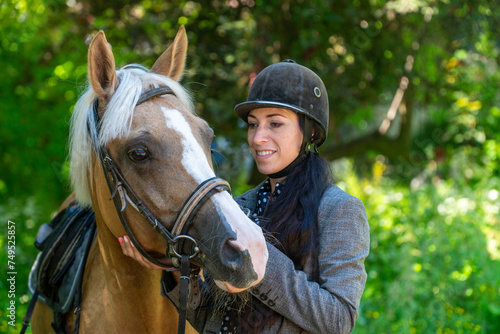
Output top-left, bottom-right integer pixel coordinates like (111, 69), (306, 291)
(128, 147), (150, 162)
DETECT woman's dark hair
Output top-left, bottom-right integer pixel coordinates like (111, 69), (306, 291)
(263, 153), (331, 271)
(240, 123), (332, 333)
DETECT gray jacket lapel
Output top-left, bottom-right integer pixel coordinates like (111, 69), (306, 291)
(234, 180), (267, 212)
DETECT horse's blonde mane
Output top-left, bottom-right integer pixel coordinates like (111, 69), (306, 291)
(69, 66), (194, 207)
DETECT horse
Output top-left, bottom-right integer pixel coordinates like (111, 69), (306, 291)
(30, 26), (268, 333)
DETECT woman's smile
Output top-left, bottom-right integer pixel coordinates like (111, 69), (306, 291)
(255, 149), (276, 157)
(247, 107), (303, 176)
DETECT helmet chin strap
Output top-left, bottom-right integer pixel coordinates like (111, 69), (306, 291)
(266, 117), (318, 179)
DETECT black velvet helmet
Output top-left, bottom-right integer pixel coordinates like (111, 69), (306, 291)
(234, 59), (329, 146)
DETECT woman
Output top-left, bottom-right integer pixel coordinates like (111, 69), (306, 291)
(120, 60), (370, 333)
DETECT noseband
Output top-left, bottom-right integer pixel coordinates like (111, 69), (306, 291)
(88, 86), (231, 268)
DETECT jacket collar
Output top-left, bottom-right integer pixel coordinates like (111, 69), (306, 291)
(234, 179), (268, 211)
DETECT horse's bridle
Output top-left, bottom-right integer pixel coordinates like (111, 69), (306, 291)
(101, 144), (230, 267)
(88, 86), (230, 334)
(89, 86), (230, 266)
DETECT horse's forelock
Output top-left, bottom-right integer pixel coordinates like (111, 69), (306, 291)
(69, 65), (194, 207)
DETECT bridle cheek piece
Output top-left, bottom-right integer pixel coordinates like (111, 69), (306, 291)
(101, 146), (229, 268)
(89, 86), (231, 334)
(91, 86), (231, 269)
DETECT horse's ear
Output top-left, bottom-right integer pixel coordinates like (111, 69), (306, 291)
(150, 26), (188, 81)
(88, 31), (118, 99)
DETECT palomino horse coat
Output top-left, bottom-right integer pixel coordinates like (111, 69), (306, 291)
(31, 26), (268, 333)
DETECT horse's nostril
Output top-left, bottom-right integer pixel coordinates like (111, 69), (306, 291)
(220, 239), (243, 271)
(215, 238), (259, 289)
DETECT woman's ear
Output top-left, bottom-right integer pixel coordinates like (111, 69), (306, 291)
(310, 124), (320, 144)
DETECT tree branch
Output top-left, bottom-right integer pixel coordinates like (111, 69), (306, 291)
(322, 73), (412, 161)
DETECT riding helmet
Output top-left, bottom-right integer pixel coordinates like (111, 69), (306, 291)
(234, 59), (329, 146)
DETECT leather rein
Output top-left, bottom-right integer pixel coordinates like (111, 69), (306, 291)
(89, 86), (230, 334)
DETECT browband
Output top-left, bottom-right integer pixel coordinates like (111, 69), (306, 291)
(137, 86), (175, 105)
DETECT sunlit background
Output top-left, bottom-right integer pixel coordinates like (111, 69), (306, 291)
(1, 1), (499, 333)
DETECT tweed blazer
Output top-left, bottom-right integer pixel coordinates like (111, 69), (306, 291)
(162, 182), (370, 334)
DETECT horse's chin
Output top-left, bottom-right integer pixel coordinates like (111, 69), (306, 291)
(213, 279), (260, 294)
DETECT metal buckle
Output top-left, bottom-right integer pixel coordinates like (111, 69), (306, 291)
(170, 235), (200, 259)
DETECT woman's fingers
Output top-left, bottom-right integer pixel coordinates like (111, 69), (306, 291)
(118, 236), (170, 270)
(118, 236), (133, 257)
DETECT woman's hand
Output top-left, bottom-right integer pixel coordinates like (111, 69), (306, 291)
(118, 235), (170, 270)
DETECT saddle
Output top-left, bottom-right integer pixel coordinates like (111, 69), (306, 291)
(23, 201), (96, 334)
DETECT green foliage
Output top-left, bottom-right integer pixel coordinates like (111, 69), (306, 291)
(1, 0), (499, 332)
(336, 157), (500, 334)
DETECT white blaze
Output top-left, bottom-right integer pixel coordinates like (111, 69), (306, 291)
(162, 107), (215, 182)
(162, 107), (268, 291)
(214, 191), (269, 290)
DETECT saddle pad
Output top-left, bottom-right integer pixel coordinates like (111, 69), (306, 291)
(29, 203), (96, 313)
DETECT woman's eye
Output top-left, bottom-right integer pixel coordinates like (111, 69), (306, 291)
(128, 147), (150, 162)
(270, 122), (282, 128)
(247, 123), (258, 128)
